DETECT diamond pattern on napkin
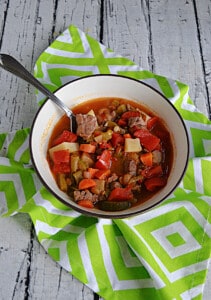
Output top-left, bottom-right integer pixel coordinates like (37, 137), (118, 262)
(1, 25), (211, 300)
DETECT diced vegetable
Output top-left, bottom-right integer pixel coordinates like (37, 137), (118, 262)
(52, 150), (70, 165)
(53, 163), (70, 174)
(94, 169), (111, 180)
(52, 130), (77, 146)
(81, 152), (94, 167)
(71, 155), (80, 172)
(79, 144), (96, 153)
(147, 117), (159, 130)
(91, 179), (105, 195)
(101, 129), (113, 141)
(57, 173), (68, 192)
(95, 150), (112, 170)
(78, 178), (96, 190)
(77, 200), (94, 208)
(121, 111), (140, 120)
(116, 103), (127, 114)
(87, 109), (96, 116)
(144, 177), (167, 191)
(87, 168), (99, 178)
(124, 138), (142, 152)
(140, 152), (153, 167)
(108, 187), (133, 201)
(133, 128), (160, 151)
(49, 142), (79, 159)
(142, 165), (163, 178)
(111, 132), (124, 147)
(73, 170), (83, 184)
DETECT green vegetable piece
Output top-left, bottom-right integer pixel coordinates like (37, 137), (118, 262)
(117, 104), (127, 115)
(98, 201), (131, 211)
(71, 155), (79, 172)
(73, 170), (83, 184)
(57, 173), (68, 192)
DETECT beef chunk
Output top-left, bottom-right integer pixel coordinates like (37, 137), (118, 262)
(73, 189), (98, 202)
(76, 114), (98, 140)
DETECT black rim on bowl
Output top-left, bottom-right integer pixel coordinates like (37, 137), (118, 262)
(29, 74), (190, 219)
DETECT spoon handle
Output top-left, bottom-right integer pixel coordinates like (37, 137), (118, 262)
(0, 54), (75, 120)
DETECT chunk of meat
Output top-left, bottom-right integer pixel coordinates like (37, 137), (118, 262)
(124, 159), (137, 176)
(73, 189), (98, 202)
(76, 114), (98, 140)
(128, 116), (146, 128)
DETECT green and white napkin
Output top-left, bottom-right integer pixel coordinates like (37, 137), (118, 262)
(1, 25), (211, 300)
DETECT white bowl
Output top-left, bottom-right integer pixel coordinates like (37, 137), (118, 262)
(30, 75), (189, 218)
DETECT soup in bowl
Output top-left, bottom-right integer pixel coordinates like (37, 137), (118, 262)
(30, 75), (189, 218)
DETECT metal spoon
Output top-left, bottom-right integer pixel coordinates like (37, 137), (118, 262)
(0, 54), (76, 132)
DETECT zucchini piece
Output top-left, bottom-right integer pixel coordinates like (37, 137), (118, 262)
(71, 155), (79, 172)
(57, 173), (68, 192)
(73, 170), (83, 184)
(98, 201), (131, 211)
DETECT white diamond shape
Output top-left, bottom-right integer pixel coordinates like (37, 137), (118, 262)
(151, 221), (201, 258)
(203, 139), (211, 155)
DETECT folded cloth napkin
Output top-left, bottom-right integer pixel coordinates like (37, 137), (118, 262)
(1, 25), (211, 300)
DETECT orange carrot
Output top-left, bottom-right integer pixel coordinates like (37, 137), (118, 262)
(140, 152), (153, 167)
(79, 144), (96, 153)
(124, 133), (131, 139)
(78, 178), (96, 190)
(94, 169), (111, 180)
(87, 168), (99, 178)
(77, 200), (94, 208)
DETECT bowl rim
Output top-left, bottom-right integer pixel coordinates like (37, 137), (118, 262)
(29, 74), (190, 219)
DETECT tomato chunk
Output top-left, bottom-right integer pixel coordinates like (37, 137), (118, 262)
(144, 177), (167, 191)
(52, 130), (77, 146)
(134, 128), (160, 151)
(108, 187), (133, 201)
(52, 150), (70, 164)
(147, 117), (159, 130)
(95, 150), (112, 170)
(53, 163), (70, 174)
(142, 165), (163, 178)
(121, 111), (140, 120)
(111, 133), (124, 147)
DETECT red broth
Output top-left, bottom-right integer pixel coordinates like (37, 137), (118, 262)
(48, 98), (173, 211)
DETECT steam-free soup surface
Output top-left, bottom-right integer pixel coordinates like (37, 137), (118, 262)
(48, 97), (173, 212)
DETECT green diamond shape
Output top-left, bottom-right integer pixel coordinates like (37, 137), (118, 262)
(166, 232), (186, 247)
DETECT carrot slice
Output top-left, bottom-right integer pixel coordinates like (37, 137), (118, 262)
(140, 152), (153, 167)
(94, 169), (111, 180)
(77, 200), (94, 208)
(79, 144), (96, 153)
(87, 168), (99, 178)
(78, 178), (96, 190)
